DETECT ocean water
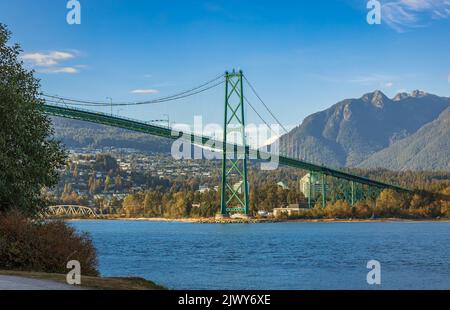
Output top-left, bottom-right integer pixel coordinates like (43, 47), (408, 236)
(70, 220), (450, 289)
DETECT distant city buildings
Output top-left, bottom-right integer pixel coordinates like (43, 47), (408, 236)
(51, 147), (222, 208)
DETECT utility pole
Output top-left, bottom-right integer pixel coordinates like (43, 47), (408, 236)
(163, 114), (170, 128)
(106, 97), (113, 115)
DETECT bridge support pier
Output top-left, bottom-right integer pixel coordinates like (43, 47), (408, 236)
(321, 173), (326, 208)
(308, 171), (312, 208)
(220, 70), (250, 216)
(351, 181), (355, 206)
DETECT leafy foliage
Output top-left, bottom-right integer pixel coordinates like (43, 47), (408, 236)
(0, 211), (98, 275)
(94, 154), (118, 172)
(0, 23), (66, 214)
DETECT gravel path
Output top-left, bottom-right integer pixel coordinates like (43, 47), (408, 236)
(0, 275), (84, 290)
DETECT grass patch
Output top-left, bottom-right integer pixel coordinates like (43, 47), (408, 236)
(0, 269), (166, 290)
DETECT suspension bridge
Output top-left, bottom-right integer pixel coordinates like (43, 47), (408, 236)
(41, 70), (409, 216)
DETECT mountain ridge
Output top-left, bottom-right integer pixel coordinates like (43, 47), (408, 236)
(49, 90), (450, 171)
(278, 90), (450, 170)
(50, 117), (172, 153)
(359, 106), (450, 171)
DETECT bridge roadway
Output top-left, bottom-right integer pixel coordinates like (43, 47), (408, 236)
(42, 103), (409, 192)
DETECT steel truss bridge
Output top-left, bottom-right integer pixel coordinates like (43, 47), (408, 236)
(41, 70), (409, 215)
(45, 205), (98, 217)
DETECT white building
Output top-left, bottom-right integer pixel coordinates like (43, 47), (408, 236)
(277, 181), (289, 190)
(299, 173), (322, 198)
(197, 185), (210, 194)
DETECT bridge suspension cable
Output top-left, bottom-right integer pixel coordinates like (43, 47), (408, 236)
(244, 96), (281, 139)
(243, 75), (289, 134)
(41, 73), (225, 107)
(42, 73), (288, 139)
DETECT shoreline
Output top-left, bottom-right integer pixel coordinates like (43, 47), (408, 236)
(0, 270), (166, 290)
(66, 216), (450, 224)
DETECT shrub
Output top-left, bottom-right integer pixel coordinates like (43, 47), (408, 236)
(352, 202), (373, 219)
(291, 209), (313, 219)
(325, 201), (352, 219)
(0, 211), (98, 276)
(409, 193), (432, 209)
(423, 202), (442, 218)
(374, 189), (405, 217)
(309, 204), (326, 219)
(441, 203), (450, 218)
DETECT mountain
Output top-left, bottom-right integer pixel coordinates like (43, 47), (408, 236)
(278, 90), (450, 169)
(50, 90), (449, 170)
(359, 106), (450, 171)
(50, 117), (172, 153)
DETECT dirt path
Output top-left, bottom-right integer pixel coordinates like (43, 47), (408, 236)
(0, 275), (83, 290)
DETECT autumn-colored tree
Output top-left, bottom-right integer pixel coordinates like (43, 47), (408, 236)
(375, 189), (405, 218)
(63, 183), (72, 195)
(73, 163), (79, 178)
(122, 194), (142, 217)
(310, 204), (325, 219)
(352, 202), (373, 219)
(62, 191), (81, 205)
(325, 200), (352, 219)
(88, 175), (97, 194)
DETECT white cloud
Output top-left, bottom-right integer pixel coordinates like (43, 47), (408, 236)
(21, 51), (75, 67)
(21, 50), (83, 74)
(314, 73), (401, 89)
(130, 89), (160, 94)
(382, 0), (450, 32)
(448, 75), (450, 83)
(347, 74), (398, 87)
(37, 67), (79, 74)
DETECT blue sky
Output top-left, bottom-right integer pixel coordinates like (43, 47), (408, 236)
(1, 0), (449, 127)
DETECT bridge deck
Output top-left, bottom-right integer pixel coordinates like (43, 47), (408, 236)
(42, 103), (409, 192)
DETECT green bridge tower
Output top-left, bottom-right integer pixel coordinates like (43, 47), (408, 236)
(220, 70), (250, 216)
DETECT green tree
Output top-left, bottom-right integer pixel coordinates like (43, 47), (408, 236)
(104, 175), (111, 193)
(94, 154), (118, 172)
(0, 24), (66, 214)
